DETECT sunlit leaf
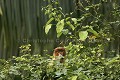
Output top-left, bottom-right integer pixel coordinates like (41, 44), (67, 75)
(71, 76), (78, 80)
(46, 17), (54, 25)
(79, 31), (88, 41)
(106, 38), (110, 41)
(0, 6), (2, 15)
(71, 18), (77, 24)
(45, 24), (52, 34)
(56, 19), (64, 33)
(85, 7), (89, 11)
(57, 32), (62, 38)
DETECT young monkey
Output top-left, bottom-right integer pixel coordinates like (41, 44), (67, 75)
(53, 47), (66, 63)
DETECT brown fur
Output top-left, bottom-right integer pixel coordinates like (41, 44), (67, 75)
(53, 47), (66, 63)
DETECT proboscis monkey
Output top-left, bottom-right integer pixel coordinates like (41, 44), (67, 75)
(53, 47), (66, 63)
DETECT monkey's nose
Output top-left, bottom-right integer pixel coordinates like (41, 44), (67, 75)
(58, 53), (62, 56)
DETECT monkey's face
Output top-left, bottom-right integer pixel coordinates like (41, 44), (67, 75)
(53, 47), (66, 63)
(53, 47), (66, 57)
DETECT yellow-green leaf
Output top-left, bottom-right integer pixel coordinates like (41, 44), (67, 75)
(45, 24), (52, 34)
(56, 19), (64, 33)
(71, 18), (77, 24)
(0, 6), (2, 15)
(79, 31), (88, 41)
(57, 32), (62, 38)
(71, 76), (78, 80)
(46, 17), (54, 25)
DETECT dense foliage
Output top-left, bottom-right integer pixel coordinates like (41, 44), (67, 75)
(0, 0), (120, 80)
(0, 47), (120, 80)
(0, 44), (120, 80)
(43, 0), (120, 57)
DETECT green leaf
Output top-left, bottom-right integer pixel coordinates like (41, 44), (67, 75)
(71, 18), (77, 24)
(55, 71), (62, 77)
(71, 76), (78, 80)
(0, 6), (2, 15)
(0, 73), (5, 79)
(45, 24), (52, 34)
(46, 17), (54, 25)
(85, 7), (89, 11)
(57, 32), (62, 38)
(79, 31), (88, 41)
(56, 19), (64, 33)
(66, 21), (75, 30)
(79, 73), (90, 80)
(87, 29), (99, 37)
(62, 29), (69, 35)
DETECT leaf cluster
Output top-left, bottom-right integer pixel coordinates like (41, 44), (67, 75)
(0, 50), (120, 80)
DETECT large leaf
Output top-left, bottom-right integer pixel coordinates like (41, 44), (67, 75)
(79, 31), (88, 41)
(56, 19), (64, 33)
(45, 24), (52, 34)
